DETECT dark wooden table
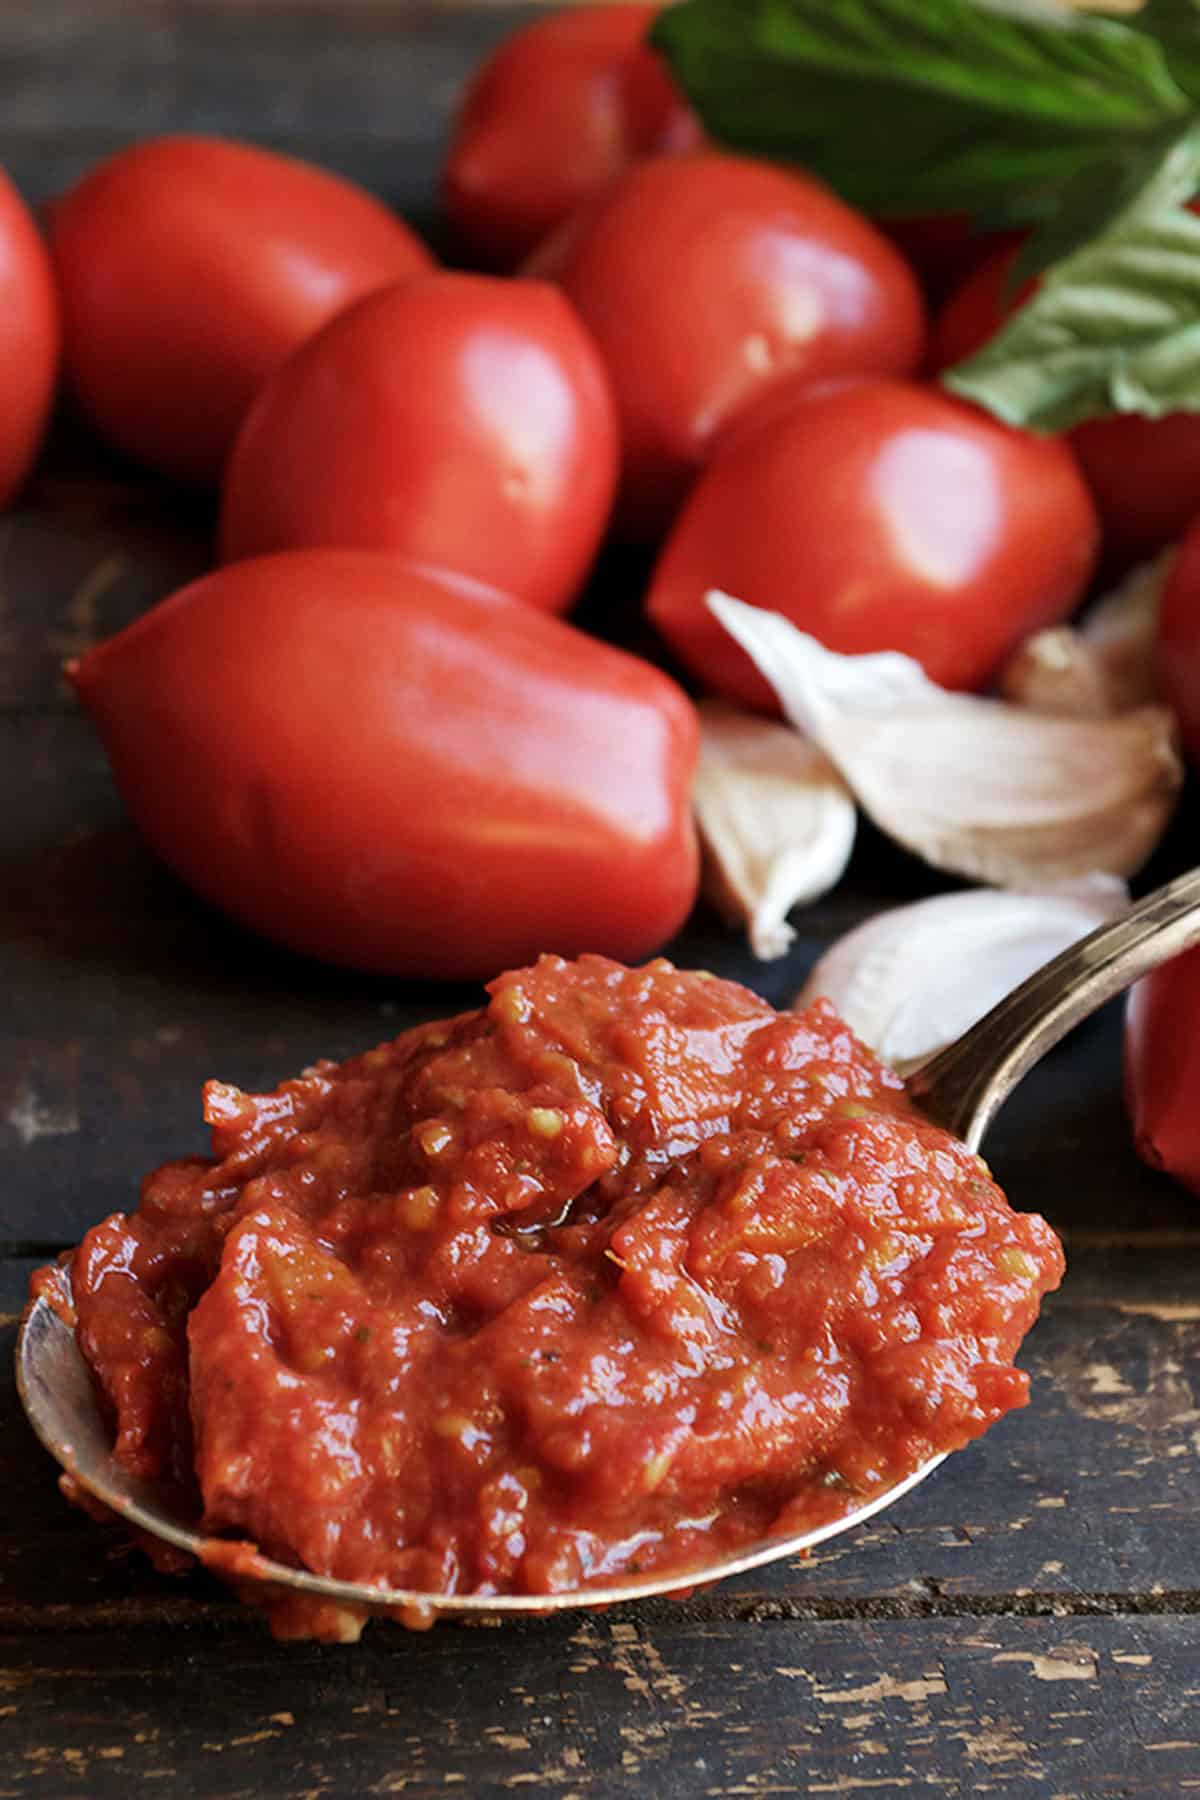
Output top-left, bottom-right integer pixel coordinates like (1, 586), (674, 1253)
(3, 5), (1198, 1795)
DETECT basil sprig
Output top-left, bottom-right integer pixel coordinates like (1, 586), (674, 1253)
(652, 0), (1200, 433)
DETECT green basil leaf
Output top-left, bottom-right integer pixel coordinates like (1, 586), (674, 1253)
(651, 0), (1191, 220)
(944, 131), (1200, 432)
(1128, 1), (1200, 105)
(1011, 113), (1198, 285)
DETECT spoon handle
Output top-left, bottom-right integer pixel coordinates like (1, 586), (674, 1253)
(907, 865), (1200, 1153)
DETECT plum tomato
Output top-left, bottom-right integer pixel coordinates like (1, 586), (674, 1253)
(1156, 515), (1200, 764)
(444, 3), (700, 270)
(527, 151), (926, 541)
(933, 240), (1200, 566)
(928, 243), (1032, 373)
(69, 551), (700, 979)
(49, 136), (435, 484)
(0, 167), (59, 507)
(878, 213), (1022, 305)
(645, 377), (1099, 713)
(1125, 942), (1200, 1197)
(219, 273), (619, 616)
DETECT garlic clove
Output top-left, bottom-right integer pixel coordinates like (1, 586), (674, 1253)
(998, 625), (1114, 719)
(999, 550), (1172, 718)
(795, 878), (1129, 1075)
(693, 700), (856, 959)
(707, 591), (1182, 889)
(1079, 549), (1173, 713)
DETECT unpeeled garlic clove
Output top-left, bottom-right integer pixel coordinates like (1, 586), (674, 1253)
(693, 700), (856, 959)
(1079, 549), (1172, 713)
(999, 551), (1172, 718)
(795, 878), (1129, 1075)
(998, 626), (1114, 719)
(707, 591), (1182, 889)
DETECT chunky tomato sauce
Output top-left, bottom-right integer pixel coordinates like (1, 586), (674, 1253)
(48, 955), (1062, 1635)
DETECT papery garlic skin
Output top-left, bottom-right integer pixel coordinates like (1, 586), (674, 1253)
(796, 879), (1129, 1075)
(999, 551), (1172, 719)
(694, 701), (856, 959)
(708, 590), (1182, 890)
(998, 626), (1113, 719)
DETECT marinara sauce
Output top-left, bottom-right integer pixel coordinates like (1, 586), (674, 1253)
(45, 955), (1063, 1635)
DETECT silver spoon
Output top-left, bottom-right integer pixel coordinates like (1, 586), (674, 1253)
(17, 865), (1200, 1625)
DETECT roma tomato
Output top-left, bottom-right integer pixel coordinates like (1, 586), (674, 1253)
(928, 243), (1030, 371)
(1156, 516), (1200, 764)
(933, 240), (1200, 565)
(879, 213), (1022, 305)
(219, 274), (619, 615)
(528, 151), (926, 540)
(0, 168), (58, 506)
(1125, 944), (1200, 1196)
(69, 552), (700, 979)
(1070, 412), (1200, 569)
(444, 3), (699, 270)
(646, 378), (1099, 712)
(49, 137), (434, 484)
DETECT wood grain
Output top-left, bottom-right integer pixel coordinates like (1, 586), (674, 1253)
(0, 1609), (1196, 1797)
(0, 3), (546, 212)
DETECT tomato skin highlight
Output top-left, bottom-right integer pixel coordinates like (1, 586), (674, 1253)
(933, 239), (1200, 566)
(219, 273), (619, 617)
(1125, 944), (1200, 1196)
(444, 3), (700, 270)
(69, 551), (700, 979)
(0, 168), (59, 507)
(645, 377), (1099, 713)
(49, 136), (435, 485)
(529, 151), (926, 541)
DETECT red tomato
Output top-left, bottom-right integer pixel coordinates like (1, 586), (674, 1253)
(528, 151), (926, 540)
(443, 4), (700, 270)
(219, 274), (619, 615)
(880, 213), (1022, 305)
(1070, 413), (1200, 569)
(928, 242), (1030, 371)
(933, 240), (1200, 565)
(69, 551), (700, 979)
(645, 377), (1099, 712)
(1125, 944), (1200, 1196)
(49, 137), (435, 485)
(0, 168), (59, 506)
(1156, 516), (1200, 763)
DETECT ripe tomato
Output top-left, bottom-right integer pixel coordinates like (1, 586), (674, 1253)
(528, 151), (926, 540)
(443, 4), (700, 270)
(1125, 944), (1200, 1196)
(219, 273), (619, 615)
(928, 243), (1031, 371)
(0, 168), (59, 507)
(933, 240), (1200, 565)
(1155, 516), (1200, 764)
(49, 136), (434, 485)
(879, 213), (1022, 305)
(70, 551), (700, 979)
(645, 377), (1099, 712)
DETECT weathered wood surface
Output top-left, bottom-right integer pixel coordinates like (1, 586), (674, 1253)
(2, 1611), (1197, 1799)
(2, 2), (1199, 1793)
(0, 1), (548, 213)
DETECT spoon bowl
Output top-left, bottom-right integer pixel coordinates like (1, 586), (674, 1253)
(19, 866), (1200, 1624)
(15, 1286), (944, 1620)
